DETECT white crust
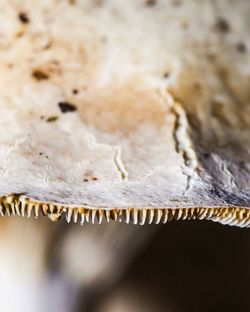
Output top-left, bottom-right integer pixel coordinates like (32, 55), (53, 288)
(0, 0), (249, 209)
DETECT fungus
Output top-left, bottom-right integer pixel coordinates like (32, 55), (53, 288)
(0, 0), (249, 229)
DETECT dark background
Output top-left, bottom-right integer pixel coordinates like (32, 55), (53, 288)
(93, 221), (250, 312)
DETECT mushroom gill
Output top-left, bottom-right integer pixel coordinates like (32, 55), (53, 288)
(1, 195), (250, 228)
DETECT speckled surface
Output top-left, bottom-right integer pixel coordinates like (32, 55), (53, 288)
(0, 0), (249, 213)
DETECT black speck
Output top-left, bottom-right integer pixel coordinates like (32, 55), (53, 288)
(32, 69), (49, 81)
(236, 42), (247, 53)
(83, 178), (88, 182)
(215, 17), (230, 33)
(72, 89), (79, 95)
(46, 116), (58, 122)
(18, 12), (29, 24)
(145, 0), (157, 7)
(163, 72), (170, 79)
(39, 152), (43, 156)
(58, 102), (77, 113)
(202, 152), (210, 159)
(46, 156), (49, 159)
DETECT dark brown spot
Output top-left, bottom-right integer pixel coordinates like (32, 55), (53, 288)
(32, 69), (49, 81)
(95, 0), (104, 5)
(92, 177), (98, 181)
(39, 152), (43, 156)
(145, 0), (157, 7)
(58, 102), (77, 113)
(236, 42), (247, 53)
(43, 41), (53, 50)
(83, 178), (88, 182)
(68, 0), (76, 4)
(172, 0), (182, 6)
(163, 72), (170, 79)
(72, 89), (79, 95)
(46, 116), (58, 122)
(215, 17), (230, 33)
(16, 31), (24, 38)
(206, 52), (217, 62)
(18, 12), (29, 24)
(193, 82), (202, 91)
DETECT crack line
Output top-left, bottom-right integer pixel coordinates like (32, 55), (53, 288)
(169, 96), (198, 194)
(114, 146), (128, 181)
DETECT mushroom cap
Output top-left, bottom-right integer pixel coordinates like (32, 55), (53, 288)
(0, 0), (249, 226)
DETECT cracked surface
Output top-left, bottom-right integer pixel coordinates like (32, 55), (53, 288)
(0, 0), (249, 224)
(171, 99), (198, 194)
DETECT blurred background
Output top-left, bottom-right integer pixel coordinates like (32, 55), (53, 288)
(0, 218), (249, 312)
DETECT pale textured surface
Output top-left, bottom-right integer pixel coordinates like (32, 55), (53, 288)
(0, 0), (249, 209)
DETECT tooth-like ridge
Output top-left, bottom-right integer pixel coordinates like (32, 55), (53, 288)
(80, 213), (85, 225)
(235, 217), (247, 227)
(168, 210), (174, 222)
(42, 204), (48, 216)
(15, 201), (21, 216)
(84, 209), (90, 223)
(117, 209), (123, 222)
(10, 203), (16, 216)
(218, 212), (234, 223)
(34, 204), (39, 218)
(4, 203), (11, 216)
(26, 203), (33, 218)
(110, 210), (118, 222)
(97, 210), (104, 224)
(105, 210), (111, 222)
(73, 209), (79, 223)
(124, 209), (130, 224)
(48, 204), (55, 214)
(1, 195), (250, 228)
(91, 209), (97, 224)
(228, 218), (240, 226)
(1, 200), (9, 216)
(132, 209), (138, 224)
(139, 209), (147, 225)
(162, 209), (168, 223)
(172, 209), (179, 220)
(177, 209), (183, 220)
(154, 209), (163, 224)
(242, 216), (250, 227)
(66, 208), (73, 223)
(183, 208), (189, 220)
(197, 208), (207, 220)
(147, 209), (154, 224)
(0, 204), (4, 217)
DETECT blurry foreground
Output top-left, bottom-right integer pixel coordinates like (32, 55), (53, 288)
(0, 218), (249, 312)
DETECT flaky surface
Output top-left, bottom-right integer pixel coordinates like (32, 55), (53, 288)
(0, 0), (249, 210)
